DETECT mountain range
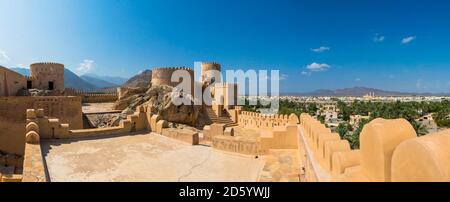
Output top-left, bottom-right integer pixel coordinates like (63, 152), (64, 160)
(283, 87), (450, 97)
(10, 68), (128, 91)
(9, 68), (449, 96)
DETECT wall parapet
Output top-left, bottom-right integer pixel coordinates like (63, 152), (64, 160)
(237, 111), (295, 130)
(28, 106), (148, 140)
(299, 113), (450, 182)
(64, 88), (118, 103)
(21, 109), (47, 182)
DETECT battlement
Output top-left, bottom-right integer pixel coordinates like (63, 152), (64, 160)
(237, 111), (292, 130)
(298, 113), (450, 182)
(151, 67), (195, 92)
(30, 62), (64, 67)
(64, 88), (118, 103)
(152, 66), (193, 71)
(201, 62), (221, 70)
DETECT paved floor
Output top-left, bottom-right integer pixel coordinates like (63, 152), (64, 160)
(41, 133), (265, 182)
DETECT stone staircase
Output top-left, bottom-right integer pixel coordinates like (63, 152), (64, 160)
(205, 107), (238, 127)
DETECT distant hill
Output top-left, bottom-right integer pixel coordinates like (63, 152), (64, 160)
(122, 70), (152, 88)
(80, 74), (119, 89)
(284, 87), (450, 97)
(81, 73), (128, 86)
(10, 67), (98, 91)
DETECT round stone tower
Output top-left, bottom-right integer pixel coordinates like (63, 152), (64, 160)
(29, 62), (65, 91)
(151, 67), (195, 95)
(200, 62), (221, 86)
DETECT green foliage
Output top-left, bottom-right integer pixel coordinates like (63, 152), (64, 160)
(317, 115), (325, 124)
(336, 122), (352, 139)
(345, 119), (369, 149)
(411, 120), (429, 136)
(436, 119), (450, 127)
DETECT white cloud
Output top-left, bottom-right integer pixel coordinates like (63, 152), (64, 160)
(77, 59), (94, 75)
(373, 34), (385, 43)
(301, 71), (311, 76)
(0, 50), (11, 64)
(306, 62), (331, 71)
(355, 78), (361, 81)
(311, 46), (330, 53)
(401, 36), (416, 44)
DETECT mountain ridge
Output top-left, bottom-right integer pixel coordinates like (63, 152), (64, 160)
(282, 86), (450, 97)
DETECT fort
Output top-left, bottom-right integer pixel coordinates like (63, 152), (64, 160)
(200, 62), (222, 86)
(151, 67), (195, 95)
(28, 62), (65, 91)
(0, 61), (449, 182)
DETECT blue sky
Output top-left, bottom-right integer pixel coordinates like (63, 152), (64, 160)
(0, 0), (450, 93)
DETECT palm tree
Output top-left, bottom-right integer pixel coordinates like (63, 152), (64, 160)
(411, 120), (428, 136)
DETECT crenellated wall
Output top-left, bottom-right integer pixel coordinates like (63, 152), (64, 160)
(237, 111), (292, 130)
(298, 113), (450, 182)
(64, 88), (118, 103)
(151, 67), (195, 95)
(228, 109), (450, 182)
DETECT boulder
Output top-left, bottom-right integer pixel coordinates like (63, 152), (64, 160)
(113, 85), (201, 126)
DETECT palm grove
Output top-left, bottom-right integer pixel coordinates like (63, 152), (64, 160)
(243, 98), (450, 149)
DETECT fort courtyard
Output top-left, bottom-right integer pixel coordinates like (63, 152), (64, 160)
(42, 133), (265, 182)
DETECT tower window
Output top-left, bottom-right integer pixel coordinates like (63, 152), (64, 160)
(48, 81), (54, 90)
(27, 80), (32, 89)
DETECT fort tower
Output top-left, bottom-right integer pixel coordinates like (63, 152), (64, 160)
(29, 62), (65, 91)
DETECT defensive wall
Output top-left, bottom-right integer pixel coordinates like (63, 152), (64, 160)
(204, 106), (300, 155)
(200, 62), (222, 86)
(204, 107), (450, 182)
(298, 113), (450, 182)
(151, 67), (195, 95)
(65, 88), (118, 103)
(29, 62), (65, 91)
(0, 96), (82, 155)
(299, 114), (450, 182)
(237, 111), (292, 130)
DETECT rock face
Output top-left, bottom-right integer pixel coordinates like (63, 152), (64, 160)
(85, 113), (122, 128)
(16, 88), (63, 96)
(113, 85), (201, 126)
(122, 70), (152, 88)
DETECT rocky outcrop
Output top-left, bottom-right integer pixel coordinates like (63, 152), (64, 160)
(113, 85), (202, 126)
(16, 88), (63, 96)
(122, 70), (152, 88)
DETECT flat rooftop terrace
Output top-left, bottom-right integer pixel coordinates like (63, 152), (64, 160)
(41, 133), (265, 182)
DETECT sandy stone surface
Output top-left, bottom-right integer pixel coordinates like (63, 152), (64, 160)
(41, 133), (265, 182)
(258, 149), (301, 182)
(82, 102), (117, 113)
